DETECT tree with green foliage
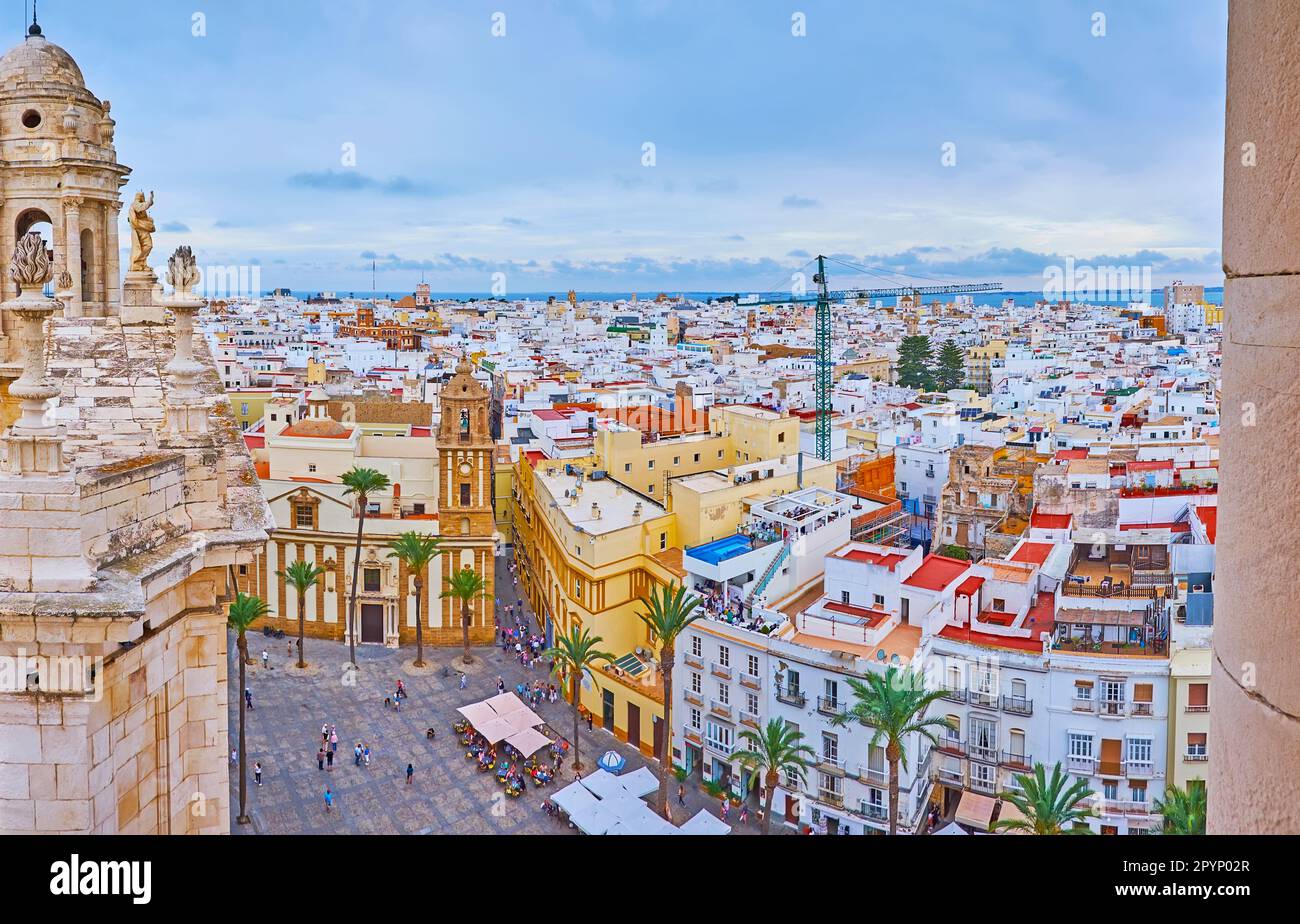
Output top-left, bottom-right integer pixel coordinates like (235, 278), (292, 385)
(830, 666), (951, 834)
(1155, 781), (1207, 835)
(934, 340), (967, 391)
(733, 718), (816, 834)
(442, 565), (489, 665)
(340, 466), (391, 668)
(542, 625), (615, 771)
(386, 532), (443, 667)
(639, 582), (704, 821)
(227, 592), (269, 825)
(276, 560), (324, 668)
(995, 762), (1095, 834)
(896, 335), (936, 391)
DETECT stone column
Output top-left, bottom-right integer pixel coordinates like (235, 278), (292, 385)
(105, 203), (122, 317)
(158, 246), (209, 441)
(1210, 0), (1300, 834)
(3, 233), (65, 474)
(62, 197), (83, 318)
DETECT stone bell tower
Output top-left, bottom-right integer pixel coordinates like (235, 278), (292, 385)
(435, 355), (495, 645)
(0, 14), (129, 321)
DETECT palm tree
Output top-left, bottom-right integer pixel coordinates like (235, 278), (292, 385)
(1154, 782), (1206, 835)
(227, 592), (269, 825)
(995, 761), (1095, 834)
(732, 717), (815, 834)
(386, 532), (442, 667)
(829, 666), (950, 834)
(441, 565), (488, 665)
(638, 581), (703, 821)
(276, 560), (324, 668)
(340, 466), (391, 668)
(542, 625), (614, 772)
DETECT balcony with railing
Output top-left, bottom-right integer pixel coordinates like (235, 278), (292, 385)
(860, 802), (889, 822)
(818, 753), (846, 774)
(684, 689), (704, 707)
(817, 695), (842, 716)
(936, 735), (966, 756)
(1067, 754), (1096, 774)
(968, 741), (999, 763)
(938, 685), (967, 703)
(1001, 695), (1033, 716)
(739, 710), (760, 729)
(705, 735), (733, 756)
(1071, 697), (1097, 713)
(817, 787), (845, 807)
(856, 765), (888, 786)
(969, 691), (999, 709)
(1129, 701), (1154, 717)
(1099, 699), (1126, 718)
(683, 652), (704, 670)
(710, 660), (733, 680)
(1124, 759), (1154, 778)
(708, 698), (733, 720)
(1185, 748), (1208, 763)
(1000, 751), (1033, 771)
(739, 672), (762, 691)
(776, 685), (806, 707)
(969, 772), (999, 794)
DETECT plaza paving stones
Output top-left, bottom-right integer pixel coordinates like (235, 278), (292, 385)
(228, 553), (764, 835)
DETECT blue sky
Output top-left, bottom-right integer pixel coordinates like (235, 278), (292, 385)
(36, 0), (1227, 293)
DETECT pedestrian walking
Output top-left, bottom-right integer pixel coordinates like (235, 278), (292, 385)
(678, 784), (686, 806)
(406, 763), (414, 785)
(230, 747), (238, 765)
(317, 747), (325, 770)
(326, 748), (334, 770)
(254, 761), (263, 786)
(739, 805), (749, 825)
(459, 673), (468, 690)
(330, 730), (338, 753)
(244, 688), (253, 710)
(324, 788), (333, 813)
(354, 744), (363, 767)
(586, 711), (593, 731)
(720, 797), (730, 821)
(497, 677), (505, 695)
(321, 723), (329, 743)
(363, 745), (371, 767)
(261, 650), (269, 670)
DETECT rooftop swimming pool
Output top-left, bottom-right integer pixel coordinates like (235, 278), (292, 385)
(686, 533), (754, 565)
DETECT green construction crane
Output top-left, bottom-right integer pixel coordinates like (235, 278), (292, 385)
(731, 255), (1001, 462)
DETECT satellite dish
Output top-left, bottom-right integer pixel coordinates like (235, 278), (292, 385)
(876, 649), (886, 661)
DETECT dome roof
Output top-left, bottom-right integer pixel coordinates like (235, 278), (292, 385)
(0, 33), (87, 94)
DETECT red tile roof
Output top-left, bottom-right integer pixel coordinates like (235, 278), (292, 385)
(1031, 511), (1073, 529)
(903, 554), (970, 591)
(955, 575), (985, 597)
(1010, 542), (1054, 566)
(843, 549), (909, 570)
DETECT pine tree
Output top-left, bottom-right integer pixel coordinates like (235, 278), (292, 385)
(896, 335), (936, 391)
(935, 340), (967, 391)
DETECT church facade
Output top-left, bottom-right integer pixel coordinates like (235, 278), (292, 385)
(237, 359), (497, 649)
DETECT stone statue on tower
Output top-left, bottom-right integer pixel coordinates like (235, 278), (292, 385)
(127, 190), (155, 272)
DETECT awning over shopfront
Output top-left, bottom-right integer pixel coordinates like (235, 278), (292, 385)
(504, 726), (552, 758)
(994, 799), (1029, 833)
(954, 791), (997, 831)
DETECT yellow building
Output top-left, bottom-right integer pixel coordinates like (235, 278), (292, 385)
(1167, 646), (1211, 793)
(306, 357), (327, 384)
(513, 457), (682, 757)
(230, 387), (273, 431)
(595, 404), (799, 500)
(966, 339), (1007, 394)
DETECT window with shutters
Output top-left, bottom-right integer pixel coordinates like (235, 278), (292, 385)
(1187, 682), (1209, 712)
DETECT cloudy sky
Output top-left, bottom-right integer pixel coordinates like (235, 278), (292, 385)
(41, 0), (1227, 293)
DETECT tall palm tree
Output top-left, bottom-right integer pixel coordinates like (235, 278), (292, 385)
(1154, 781), (1206, 835)
(542, 624), (614, 772)
(733, 717), (815, 834)
(227, 592), (269, 825)
(340, 466), (390, 668)
(386, 531), (442, 667)
(995, 761), (1095, 834)
(829, 666), (950, 834)
(276, 560), (324, 668)
(639, 581), (703, 821)
(441, 565), (488, 665)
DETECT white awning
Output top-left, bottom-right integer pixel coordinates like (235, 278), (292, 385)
(578, 768), (626, 801)
(456, 702), (497, 727)
(620, 766), (660, 799)
(551, 780), (601, 816)
(504, 726), (552, 758)
(954, 791), (998, 831)
(676, 809), (731, 835)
